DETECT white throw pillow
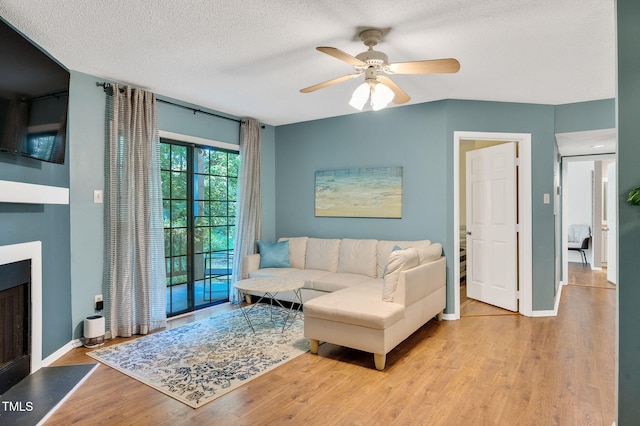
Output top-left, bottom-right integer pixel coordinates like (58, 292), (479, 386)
(382, 247), (419, 302)
(377, 240), (431, 277)
(416, 243), (442, 264)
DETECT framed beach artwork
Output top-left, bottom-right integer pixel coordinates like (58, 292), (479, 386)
(315, 166), (403, 218)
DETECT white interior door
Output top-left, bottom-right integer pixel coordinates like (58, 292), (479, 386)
(607, 162), (617, 284)
(466, 142), (518, 311)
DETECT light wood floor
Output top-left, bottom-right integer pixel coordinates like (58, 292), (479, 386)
(460, 283), (520, 317)
(567, 261), (616, 289)
(47, 268), (615, 425)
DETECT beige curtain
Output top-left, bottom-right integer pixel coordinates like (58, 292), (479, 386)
(104, 84), (166, 337)
(231, 118), (262, 302)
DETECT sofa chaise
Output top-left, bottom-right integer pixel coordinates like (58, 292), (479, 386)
(243, 236), (446, 369)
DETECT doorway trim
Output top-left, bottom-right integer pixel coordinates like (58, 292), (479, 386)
(560, 154), (615, 285)
(452, 131), (533, 319)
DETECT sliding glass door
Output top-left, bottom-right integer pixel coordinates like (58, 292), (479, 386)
(161, 139), (238, 316)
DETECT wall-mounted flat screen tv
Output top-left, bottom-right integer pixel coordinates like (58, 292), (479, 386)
(0, 18), (69, 165)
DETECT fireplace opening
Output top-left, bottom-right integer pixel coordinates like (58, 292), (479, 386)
(0, 259), (31, 395)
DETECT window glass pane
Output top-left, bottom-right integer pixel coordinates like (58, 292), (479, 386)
(228, 177), (237, 201)
(211, 226), (228, 251)
(169, 284), (188, 312)
(203, 229), (212, 253)
(193, 227), (207, 254)
(170, 228), (188, 255)
(162, 139), (238, 317)
(212, 176), (227, 199)
(171, 145), (187, 171)
(194, 148), (209, 174)
(161, 171), (171, 199)
(195, 217), (210, 228)
(164, 229), (171, 255)
(162, 200), (171, 227)
(171, 201), (187, 227)
(193, 201), (205, 219)
(193, 201), (211, 226)
(213, 216), (227, 226)
(160, 143), (171, 170)
(212, 201), (227, 216)
(228, 226), (236, 249)
(210, 151), (227, 175)
(171, 171), (187, 199)
(193, 174), (206, 200)
(165, 259), (172, 286)
(228, 154), (239, 177)
(171, 257), (188, 284)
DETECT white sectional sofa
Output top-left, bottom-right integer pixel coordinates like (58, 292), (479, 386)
(243, 236), (446, 370)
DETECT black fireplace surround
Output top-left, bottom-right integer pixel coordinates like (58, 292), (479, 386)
(0, 259), (31, 395)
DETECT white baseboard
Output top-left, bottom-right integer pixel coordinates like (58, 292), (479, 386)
(530, 281), (563, 317)
(41, 339), (80, 367)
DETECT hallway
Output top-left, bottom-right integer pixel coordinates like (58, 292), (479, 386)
(567, 262), (616, 289)
(460, 262), (615, 317)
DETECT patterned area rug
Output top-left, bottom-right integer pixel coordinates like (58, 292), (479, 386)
(87, 304), (307, 408)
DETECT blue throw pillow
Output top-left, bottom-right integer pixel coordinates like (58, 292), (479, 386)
(258, 240), (291, 268)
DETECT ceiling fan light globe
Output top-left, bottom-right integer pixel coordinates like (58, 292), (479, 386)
(349, 82), (370, 110)
(371, 82), (394, 111)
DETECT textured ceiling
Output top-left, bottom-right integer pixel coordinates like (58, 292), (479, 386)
(0, 0), (615, 126)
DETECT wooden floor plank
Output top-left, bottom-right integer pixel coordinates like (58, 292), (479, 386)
(44, 267), (615, 425)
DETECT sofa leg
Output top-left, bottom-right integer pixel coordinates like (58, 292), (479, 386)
(374, 353), (386, 370)
(310, 339), (319, 354)
(437, 310), (443, 321)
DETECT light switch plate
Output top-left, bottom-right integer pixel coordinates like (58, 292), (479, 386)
(543, 193), (550, 204)
(93, 190), (103, 204)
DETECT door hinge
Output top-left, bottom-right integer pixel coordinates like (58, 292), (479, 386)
(516, 291), (521, 299)
(515, 158), (520, 166)
(515, 224), (520, 233)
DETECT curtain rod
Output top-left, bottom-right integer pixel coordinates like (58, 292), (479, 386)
(28, 90), (69, 102)
(95, 82), (263, 127)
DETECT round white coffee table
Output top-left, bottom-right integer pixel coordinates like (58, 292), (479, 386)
(234, 277), (304, 332)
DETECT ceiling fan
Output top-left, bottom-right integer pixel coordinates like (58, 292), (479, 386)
(300, 28), (460, 111)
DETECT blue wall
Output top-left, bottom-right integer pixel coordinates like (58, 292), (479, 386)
(68, 72), (276, 339)
(0, 114), (71, 358)
(554, 99), (616, 134)
(616, 0), (640, 422)
(275, 101), (448, 242)
(275, 99), (614, 313)
(4, 71), (616, 359)
(443, 100), (557, 310)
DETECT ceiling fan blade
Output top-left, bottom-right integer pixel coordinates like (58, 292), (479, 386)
(387, 58), (460, 74)
(300, 73), (361, 93)
(378, 75), (410, 104)
(316, 46), (366, 66)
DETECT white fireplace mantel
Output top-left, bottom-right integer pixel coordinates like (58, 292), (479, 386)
(0, 241), (42, 373)
(0, 180), (69, 204)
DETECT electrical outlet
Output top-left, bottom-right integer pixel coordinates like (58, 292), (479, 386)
(94, 294), (103, 310)
(93, 190), (103, 204)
